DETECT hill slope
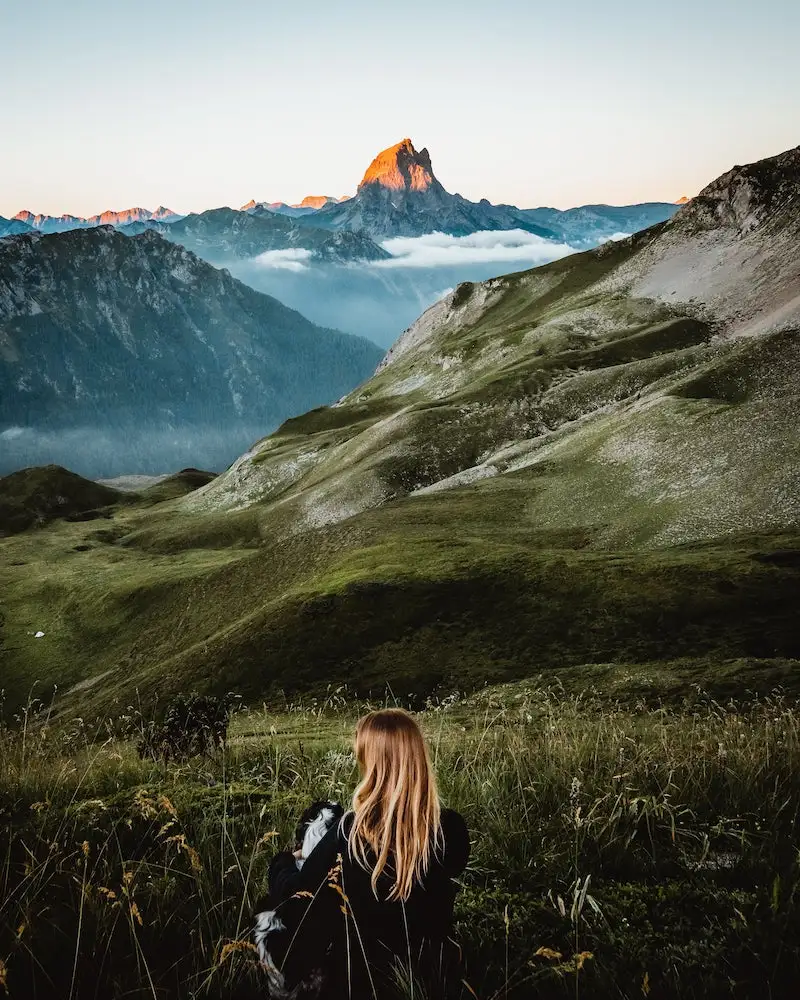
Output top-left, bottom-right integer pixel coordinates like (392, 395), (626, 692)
(0, 465), (128, 535)
(191, 145), (800, 546)
(0, 227), (383, 476)
(1, 146), (797, 715)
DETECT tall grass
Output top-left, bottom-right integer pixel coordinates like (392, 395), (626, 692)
(1, 685), (799, 997)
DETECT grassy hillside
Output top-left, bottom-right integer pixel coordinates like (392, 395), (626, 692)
(2, 688), (800, 998)
(0, 465), (130, 535)
(1, 488), (798, 717)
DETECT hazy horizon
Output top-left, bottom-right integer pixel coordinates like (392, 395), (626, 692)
(3, 0), (798, 219)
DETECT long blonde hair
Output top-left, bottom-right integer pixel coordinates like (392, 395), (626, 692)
(348, 709), (442, 901)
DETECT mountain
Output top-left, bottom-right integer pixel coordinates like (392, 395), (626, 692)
(241, 195), (346, 218)
(518, 202), (679, 245)
(5, 145), (796, 716)
(304, 138), (677, 242)
(121, 206), (389, 263)
(242, 200), (316, 218)
(296, 195), (341, 209)
(12, 206), (183, 233)
(0, 216), (34, 238)
(14, 210), (88, 233)
(0, 226), (383, 477)
(0, 465), (128, 535)
(190, 143), (800, 544)
(310, 138), (560, 239)
(151, 206), (182, 221)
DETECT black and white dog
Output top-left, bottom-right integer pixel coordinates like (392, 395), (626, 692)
(253, 801), (344, 997)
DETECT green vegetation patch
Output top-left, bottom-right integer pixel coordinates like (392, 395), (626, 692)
(0, 464), (131, 536)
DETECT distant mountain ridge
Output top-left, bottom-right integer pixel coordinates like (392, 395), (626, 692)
(11, 206), (183, 234)
(119, 207), (390, 264)
(241, 195), (348, 218)
(7, 138), (679, 248)
(304, 138), (679, 242)
(0, 216), (34, 238)
(0, 226), (383, 476)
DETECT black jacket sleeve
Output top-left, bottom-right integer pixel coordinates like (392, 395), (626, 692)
(266, 850), (300, 906)
(439, 809), (470, 877)
(268, 821), (342, 905)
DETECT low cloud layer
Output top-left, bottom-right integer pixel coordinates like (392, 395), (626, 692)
(253, 248), (313, 271)
(233, 231), (581, 347)
(375, 229), (574, 269)
(0, 424), (269, 479)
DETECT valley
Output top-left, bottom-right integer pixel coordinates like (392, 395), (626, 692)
(1, 145), (798, 720)
(1, 135), (798, 1000)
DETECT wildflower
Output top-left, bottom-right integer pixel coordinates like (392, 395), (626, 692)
(534, 946), (563, 961)
(218, 939), (259, 965)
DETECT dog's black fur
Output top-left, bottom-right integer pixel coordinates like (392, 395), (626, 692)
(253, 800), (343, 998)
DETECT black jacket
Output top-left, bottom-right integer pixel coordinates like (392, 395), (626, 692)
(267, 809), (470, 998)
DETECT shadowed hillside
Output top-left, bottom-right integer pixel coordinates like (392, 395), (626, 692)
(0, 227), (383, 476)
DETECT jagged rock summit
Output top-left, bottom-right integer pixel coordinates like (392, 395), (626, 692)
(312, 137), (558, 239)
(359, 138), (439, 193)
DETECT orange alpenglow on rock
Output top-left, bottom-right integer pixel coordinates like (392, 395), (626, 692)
(359, 138), (436, 193)
(297, 195), (337, 209)
(675, 195), (691, 204)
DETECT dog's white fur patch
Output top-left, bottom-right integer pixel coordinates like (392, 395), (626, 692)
(296, 806), (337, 870)
(254, 909), (287, 983)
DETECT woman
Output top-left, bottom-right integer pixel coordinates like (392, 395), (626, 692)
(267, 708), (470, 999)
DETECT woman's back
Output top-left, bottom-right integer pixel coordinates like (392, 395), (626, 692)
(268, 807), (469, 998)
(263, 710), (469, 998)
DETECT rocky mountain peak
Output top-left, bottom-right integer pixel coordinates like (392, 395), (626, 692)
(675, 145), (800, 234)
(296, 195), (338, 209)
(359, 138), (437, 193)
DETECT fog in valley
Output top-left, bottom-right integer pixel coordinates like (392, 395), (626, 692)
(0, 424), (269, 480)
(1, 232), (582, 481)
(228, 230), (578, 346)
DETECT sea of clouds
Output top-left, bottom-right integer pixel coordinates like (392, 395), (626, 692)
(230, 230), (577, 346)
(376, 229), (574, 269)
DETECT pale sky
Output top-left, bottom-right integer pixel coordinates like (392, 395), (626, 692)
(3, 0), (798, 217)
